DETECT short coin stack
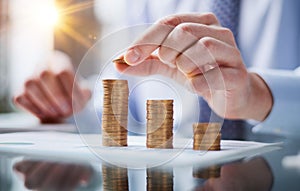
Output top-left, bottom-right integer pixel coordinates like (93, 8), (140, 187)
(193, 123), (221, 151)
(146, 100), (174, 149)
(102, 165), (129, 191)
(102, 80), (129, 146)
(193, 165), (221, 179)
(147, 168), (173, 191)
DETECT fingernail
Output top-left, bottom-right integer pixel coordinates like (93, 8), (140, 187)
(125, 48), (140, 65)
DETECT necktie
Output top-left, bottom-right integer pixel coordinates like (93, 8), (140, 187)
(210, 0), (241, 42)
(198, 0), (250, 140)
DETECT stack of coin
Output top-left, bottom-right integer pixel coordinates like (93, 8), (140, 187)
(193, 165), (221, 179)
(147, 168), (173, 191)
(146, 100), (174, 149)
(193, 123), (221, 151)
(102, 165), (129, 191)
(102, 80), (129, 146)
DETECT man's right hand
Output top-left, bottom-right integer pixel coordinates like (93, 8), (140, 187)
(14, 51), (91, 123)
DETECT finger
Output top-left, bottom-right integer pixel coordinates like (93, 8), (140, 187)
(124, 13), (219, 65)
(158, 23), (236, 67)
(24, 80), (59, 117)
(14, 94), (44, 119)
(24, 162), (52, 189)
(189, 68), (225, 95)
(49, 50), (75, 107)
(57, 70), (90, 114)
(60, 165), (91, 190)
(14, 161), (37, 174)
(39, 70), (72, 116)
(176, 37), (242, 76)
(60, 166), (80, 190)
(57, 71), (75, 106)
(42, 164), (72, 190)
(115, 55), (187, 84)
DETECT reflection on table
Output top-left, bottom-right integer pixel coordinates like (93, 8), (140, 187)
(10, 157), (273, 191)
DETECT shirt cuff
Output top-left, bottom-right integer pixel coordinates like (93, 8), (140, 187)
(249, 68), (300, 137)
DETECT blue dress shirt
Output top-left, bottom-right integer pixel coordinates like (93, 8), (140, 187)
(239, 0), (300, 136)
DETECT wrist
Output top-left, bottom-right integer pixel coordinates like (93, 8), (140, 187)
(245, 73), (273, 121)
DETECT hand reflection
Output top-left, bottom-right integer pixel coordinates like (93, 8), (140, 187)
(196, 158), (273, 191)
(13, 160), (93, 191)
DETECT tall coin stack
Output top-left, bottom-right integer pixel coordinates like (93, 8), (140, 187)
(193, 123), (221, 151)
(102, 80), (129, 146)
(147, 168), (174, 191)
(102, 165), (129, 191)
(146, 100), (174, 149)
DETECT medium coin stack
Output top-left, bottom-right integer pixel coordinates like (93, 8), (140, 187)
(193, 123), (221, 151)
(147, 168), (173, 191)
(146, 100), (174, 149)
(102, 165), (129, 191)
(102, 80), (129, 146)
(193, 165), (221, 179)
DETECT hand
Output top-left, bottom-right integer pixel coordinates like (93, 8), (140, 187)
(13, 160), (93, 191)
(196, 158), (273, 191)
(14, 51), (91, 123)
(115, 13), (273, 121)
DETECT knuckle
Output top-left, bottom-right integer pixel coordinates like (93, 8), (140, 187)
(40, 70), (52, 79)
(220, 27), (234, 40)
(58, 70), (72, 79)
(177, 23), (194, 34)
(14, 94), (24, 104)
(203, 12), (218, 24)
(199, 37), (215, 48)
(158, 15), (182, 27)
(24, 79), (36, 89)
(233, 48), (242, 59)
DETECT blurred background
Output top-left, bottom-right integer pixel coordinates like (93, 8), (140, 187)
(0, 0), (102, 113)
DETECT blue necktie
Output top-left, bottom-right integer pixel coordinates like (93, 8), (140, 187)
(211, 0), (241, 43)
(199, 0), (250, 140)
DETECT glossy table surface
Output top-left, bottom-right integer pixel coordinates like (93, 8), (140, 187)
(0, 129), (299, 191)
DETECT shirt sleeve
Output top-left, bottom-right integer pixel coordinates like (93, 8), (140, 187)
(250, 68), (300, 137)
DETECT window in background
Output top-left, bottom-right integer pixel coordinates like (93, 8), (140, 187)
(9, 0), (56, 98)
(54, 0), (100, 76)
